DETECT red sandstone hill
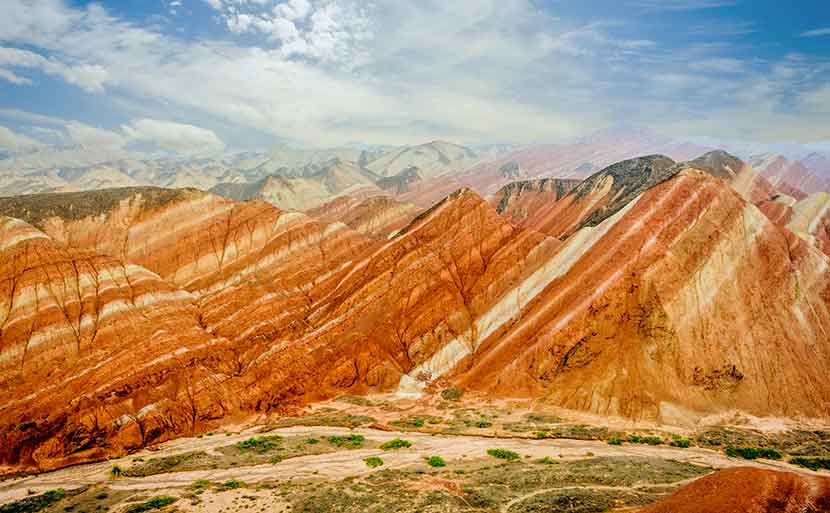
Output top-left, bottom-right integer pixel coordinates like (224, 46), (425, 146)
(639, 467), (830, 513)
(1, 151), (829, 471)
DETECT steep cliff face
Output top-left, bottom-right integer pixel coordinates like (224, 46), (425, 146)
(0, 217), (222, 470)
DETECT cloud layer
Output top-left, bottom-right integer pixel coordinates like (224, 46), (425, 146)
(0, 0), (828, 149)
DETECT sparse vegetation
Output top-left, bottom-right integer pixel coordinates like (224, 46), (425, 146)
(536, 456), (558, 465)
(109, 464), (122, 478)
(725, 446), (782, 460)
(124, 496), (177, 513)
(424, 456), (446, 467)
(364, 456), (384, 468)
(236, 435), (282, 453)
(627, 434), (663, 445)
(328, 434), (365, 449)
(218, 479), (246, 491)
(790, 456), (830, 471)
(670, 438), (692, 448)
(0, 489), (65, 513)
(380, 438), (412, 450)
(305, 437), (319, 445)
(487, 448), (520, 461)
(440, 388), (464, 401)
(607, 436), (623, 445)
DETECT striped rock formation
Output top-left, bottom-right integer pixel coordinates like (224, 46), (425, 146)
(489, 178), (582, 225)
(0, 216), (223, 470)
(305, 195), (421, 239)
(2, 152), (830, 470)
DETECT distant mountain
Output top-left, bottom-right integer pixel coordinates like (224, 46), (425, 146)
(210, 159), (380, 211)
(749, 153), (830, 194)
(364, 141), (479, 178)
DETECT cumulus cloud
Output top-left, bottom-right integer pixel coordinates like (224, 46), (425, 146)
(0, 125), (42, 152)
(122, 119), (225, 154)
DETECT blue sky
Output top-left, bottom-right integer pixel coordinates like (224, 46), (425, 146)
(0, 0), (828, 154)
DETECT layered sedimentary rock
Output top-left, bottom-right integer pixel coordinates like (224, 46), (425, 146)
(0, 216), (222, 470)
(2, 152), (830, 471)
(639, 467), (830, 513)
(306, 195), (421, 239)
(454, 162), (830, 422)
(751, 153), (830, 195)
(489, 178), (581, 224)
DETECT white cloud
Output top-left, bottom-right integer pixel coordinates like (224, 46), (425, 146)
(0, 46), (108, 93)
(65, 122), (127, 149)
(0, 125), (42, 152)
(122, 119), (225, 154)
(801, 28), (830, 38)
(0, 68), (31, 85)
(0, 0), (827, 147)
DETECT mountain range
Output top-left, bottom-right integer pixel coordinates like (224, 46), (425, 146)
(1, 147), (829, 475)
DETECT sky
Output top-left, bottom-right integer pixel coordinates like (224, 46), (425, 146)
(0, 0), (828, 155)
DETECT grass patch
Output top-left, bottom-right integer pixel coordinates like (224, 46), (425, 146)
(0, 489), (66, 513)
(125, 496), (177, 513)
(236, 435), (282, 453)
(424, 456), (446, 468)
(305, 438), (319, 445)
(607, 436), (624, 445)
(364, 456), (384, 468)
(328, 434), (365, 449)
(122, 451), (212, 477)
(380, 438), (411, 450)
(218, 480), (246, 491)
(670, 438), (692, 448)
(627, 434), (663, 445)
(487, 449), (520, 461)
(790, 457), (830, 471)
(725, 446), (782, 460)
(274, 414), (376, 428)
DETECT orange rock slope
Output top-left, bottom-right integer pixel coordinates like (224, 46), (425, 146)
(1, 150), (830, 470)
(639, 467), (830, 513)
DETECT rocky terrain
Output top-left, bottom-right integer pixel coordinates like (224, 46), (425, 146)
(0, 148), (829, 513)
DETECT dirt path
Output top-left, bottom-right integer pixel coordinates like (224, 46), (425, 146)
(0, 425), (819, 505)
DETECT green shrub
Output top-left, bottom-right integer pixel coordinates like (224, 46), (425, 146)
(536, 456), (558, 465)
(191, 480), (211, 491)
(236, 435), (282, 453)
(109, 464), (123, 478)
(380, 438), (412, 450)
(125, 496), (177, 513)
(0, 489), (66, 513)
(487, 449), (520, 461)
(534, 431), (549, 439)
(328, 434), (365, 449)
(364, 456), (384, 468)
(219, 479), (245, 490)
(670, 438), (692, 448)
(790, 457), (830, 471)
(425, 456), (446, 468)
(305, 438), (319, 445)
(725, 446), (782, 460)
(643, 436), (663, 445)
(626, 434), (643, 444)
(95, 492), (108, 500)
(607, 436), (623, 445)
(473, 419), (492, 428)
